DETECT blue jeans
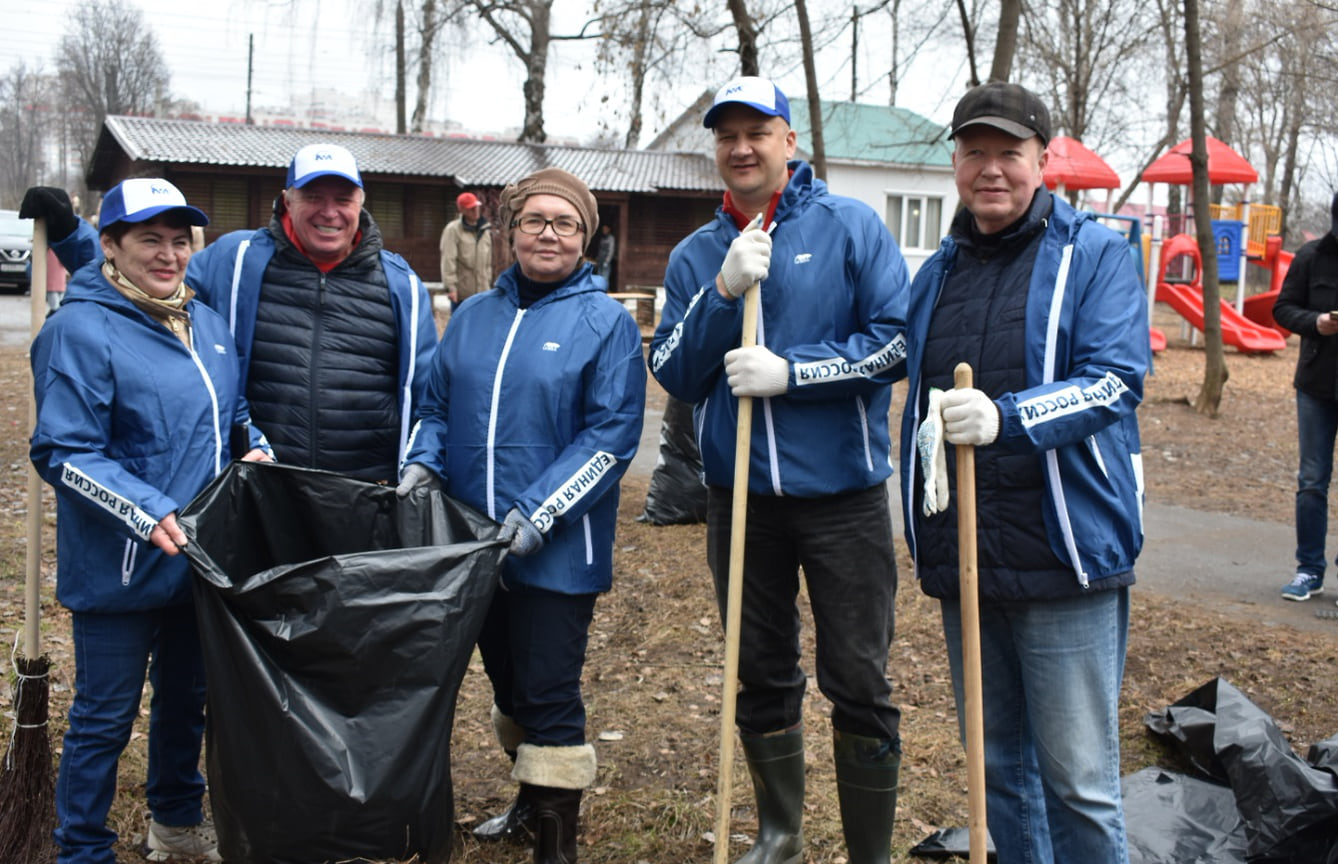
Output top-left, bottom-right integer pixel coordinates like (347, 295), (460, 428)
(1295, 390), (1338, 578)
(477, 585), (597, 747)
(55, 608), (207, 864)
(705, 483), (900, 740)
(941, 589), (1130, 864)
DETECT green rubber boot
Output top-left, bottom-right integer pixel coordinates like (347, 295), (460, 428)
(833, 730), (901, 864)
(736, 728), (805, 864)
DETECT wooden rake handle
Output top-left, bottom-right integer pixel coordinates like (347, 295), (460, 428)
(24, 219), (49, 660)
(954, 362), (988, 863)
(714, 280), (761, 864)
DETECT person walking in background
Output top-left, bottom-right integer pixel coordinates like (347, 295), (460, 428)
(398, 167), (646, 863)
(1273, 191), (1338, 602)
(593, 223), (615, 286)
(24, 144), (438, 486)
(650, 75), (909, 864)
(26, 179), (272, 864)
(440, 190), (494, 313)
(902, 82), (1146, 864)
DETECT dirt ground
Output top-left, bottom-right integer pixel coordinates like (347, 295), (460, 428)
(1, 320), (1336, 863)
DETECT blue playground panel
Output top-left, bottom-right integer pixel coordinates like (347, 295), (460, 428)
(1211, 220), (1244, 281)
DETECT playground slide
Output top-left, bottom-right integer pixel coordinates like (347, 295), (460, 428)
(1156, 281), (1288, 353)
(1241, 248), (1294, 335)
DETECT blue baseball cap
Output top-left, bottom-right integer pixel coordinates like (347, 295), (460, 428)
(99, 178), (208, 230)
(703, 76), (791, 129)
(286, 143), (363, 189)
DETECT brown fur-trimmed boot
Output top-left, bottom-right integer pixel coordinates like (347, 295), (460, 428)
(514, 743), (597, 864)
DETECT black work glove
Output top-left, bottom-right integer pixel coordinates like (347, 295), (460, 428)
(19, 187), (79, 243)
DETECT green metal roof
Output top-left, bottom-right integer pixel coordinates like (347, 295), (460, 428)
(788, 99), (952, 168)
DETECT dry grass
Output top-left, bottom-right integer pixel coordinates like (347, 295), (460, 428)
(1, 334), (1336, 862)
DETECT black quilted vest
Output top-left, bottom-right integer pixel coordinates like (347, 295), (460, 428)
(246, 213), (401, 483)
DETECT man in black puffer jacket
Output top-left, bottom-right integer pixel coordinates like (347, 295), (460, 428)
(1273, 191), (1338, 601)
(185, 144), (438, 483)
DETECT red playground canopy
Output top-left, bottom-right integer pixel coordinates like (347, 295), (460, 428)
(1141, 136), (1258, 185)
(1044, 136), (1121, 191)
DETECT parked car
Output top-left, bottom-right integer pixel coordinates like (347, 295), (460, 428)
(0, 209), (33, 293)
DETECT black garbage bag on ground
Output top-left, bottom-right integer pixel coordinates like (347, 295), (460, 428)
(1122, 767), (1247, 863)
(1145, 676), (1338, 863)
(639, 395), (707, 525)
(177, 462), (504, 864)
(908, 826), (996, 859)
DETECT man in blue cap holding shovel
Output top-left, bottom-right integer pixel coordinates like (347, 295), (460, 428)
(650, 75), (910, 863)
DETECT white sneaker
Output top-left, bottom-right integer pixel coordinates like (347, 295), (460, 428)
(143, 819), (223, 862)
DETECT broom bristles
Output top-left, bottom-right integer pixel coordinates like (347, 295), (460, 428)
(0, 653), (57, 864)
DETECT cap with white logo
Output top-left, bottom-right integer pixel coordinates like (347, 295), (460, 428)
(286, 143), (363, 189)
(703, 76), (791, 129)
(98, 178), (209, 230)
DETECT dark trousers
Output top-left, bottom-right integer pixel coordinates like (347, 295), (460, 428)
(477, 585), (598, 747)
(55, 608), (207, 864)
(706, 483), (900, 740)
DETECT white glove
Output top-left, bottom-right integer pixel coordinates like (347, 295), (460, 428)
(719, 217), (772, 298)
(917, 388), (950, 516)
(396, 463), (441, 498)
(940, 387), (1000, 446)
(500, 508), (544, 557)
(724, 345), (789, 397)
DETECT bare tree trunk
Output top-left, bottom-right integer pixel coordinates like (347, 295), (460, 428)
(889, 0), (900, 104)
(954, 0), (980, 86)
(1184, 0), (1227, 417)
(727, 0), (759, 75)
(795, 0), (826, 180)
(1209, 0), (1243, 204)
(396, 0), (407, 134)
(851, 6), (859, 101)
(990, 0), (1022, 82)
(623, 3), (651, 148)
(411, 0), (438, 133)
(519, 0), (551, 142)
(1278, 115), (1302, 245)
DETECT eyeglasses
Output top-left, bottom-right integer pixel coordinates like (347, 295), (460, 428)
(512, 215), (584, 237)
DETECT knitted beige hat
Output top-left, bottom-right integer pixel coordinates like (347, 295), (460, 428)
(498, 167), (598, 239)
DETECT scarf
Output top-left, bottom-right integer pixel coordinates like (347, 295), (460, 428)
(102, 260), (195, 347)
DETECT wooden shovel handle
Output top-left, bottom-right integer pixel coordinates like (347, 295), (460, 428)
(954, 362), (988, 864)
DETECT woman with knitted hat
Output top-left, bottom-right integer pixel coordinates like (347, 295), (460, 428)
(399, 167), (646, 863)
(27, 178), (273, 863)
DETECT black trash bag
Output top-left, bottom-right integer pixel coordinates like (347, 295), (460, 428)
(908, 826), (996, 859)
(1122, 767), (1247, 864)
(177, 462), (504, 864)
(639, 395), (707, 525)
(1145, 677), (1338, 863)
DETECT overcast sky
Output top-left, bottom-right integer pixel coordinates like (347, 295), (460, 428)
(3, 0), (972, 146)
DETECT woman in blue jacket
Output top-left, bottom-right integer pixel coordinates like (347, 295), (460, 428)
(29, 179), (271, 864)
(400, 167), (645, 864)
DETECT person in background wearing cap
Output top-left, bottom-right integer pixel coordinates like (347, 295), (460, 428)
(24, 144), (438, 486)
(439, 190), (494, 317)
(650, 76), (909, 863)
(26, 179), (272, 864)
(1273, 191), (1338, 603)
(399, 167), (645, 863)
(900, 81), (1146, 863)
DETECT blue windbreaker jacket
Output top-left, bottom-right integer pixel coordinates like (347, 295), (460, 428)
(650, 161), (910, 497)
(30, 263), (267, 613)
(405, 262), (646, 594)
(900, 196), (1148, 590)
